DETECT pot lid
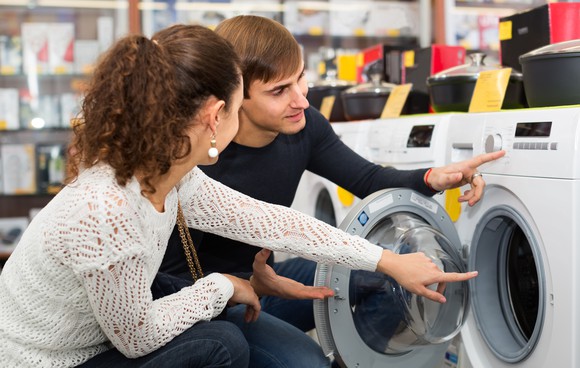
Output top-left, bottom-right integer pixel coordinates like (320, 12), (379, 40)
(520, 39), (580, 62)
(343, 73), (397, 95)
(428, 53), (521, 83)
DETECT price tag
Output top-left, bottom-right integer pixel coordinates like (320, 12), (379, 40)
(499, 21), (512, 41)
(319, 95), (335, 120)
(404, 51), (415, 68)
(380, 83), (412, 118)
(468, 68), (511, 113)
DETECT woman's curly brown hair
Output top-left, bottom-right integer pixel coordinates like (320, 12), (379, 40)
(66, 25), (241, 195)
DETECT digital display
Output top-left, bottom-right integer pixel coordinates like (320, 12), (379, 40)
(407, 125), (434, 148)
(515, 122), (552, 137)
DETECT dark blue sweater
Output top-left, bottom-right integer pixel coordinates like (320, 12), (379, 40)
(160, 107), (431, 278)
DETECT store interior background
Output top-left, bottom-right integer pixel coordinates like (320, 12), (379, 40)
(0, 0), (560, 259)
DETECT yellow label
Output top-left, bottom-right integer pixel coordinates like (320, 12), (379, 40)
(0, 65), (16, 75)
(356, 52), (364, 68)
(317, 61), (326, 78)
(337, 186), (355, 207)
(498, 21), (512, 41)
(445, 188), (462, 222)
(54, 66), (68, 74)
(404, 50), (415, 68)
(337, 54), (357, 82)
(319, 95), (336, 120)
(386, 29), (401, 37)
(468, 68), (512, 113)
(353, 28), (366, 37)
(381, 83), (412, 118)
(308, 26), (324, 36)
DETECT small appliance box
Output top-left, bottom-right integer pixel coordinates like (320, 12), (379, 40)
(402, 44), (466, 95)
(499, 3), (580, 71)
(355, 42), (418, 84)
(1, 144), (37, 195)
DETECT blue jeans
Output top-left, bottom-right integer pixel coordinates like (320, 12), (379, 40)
(77, 320), (249, 367)
(225, 257), (330, 368)
(227, 305), (329, 368)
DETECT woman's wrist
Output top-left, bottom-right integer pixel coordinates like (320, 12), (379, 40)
(376, 249), (397, 276)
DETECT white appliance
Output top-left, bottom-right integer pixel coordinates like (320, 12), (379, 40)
(366, 113), (457, 212)
(314, 188), (470, 368)
(446, 107), (580, 367)
(291, 113), (459, 228)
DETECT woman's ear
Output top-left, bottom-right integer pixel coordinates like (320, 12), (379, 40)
(206, 97), (226, 134)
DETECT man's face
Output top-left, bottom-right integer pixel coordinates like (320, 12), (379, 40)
(240, 62), (310, 136)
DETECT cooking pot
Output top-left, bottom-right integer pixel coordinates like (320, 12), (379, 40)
(519, 39), (580, 108)
(426, 53), (527, 113)
(340, 74), (398, 121)
(307, 77), (354, 122)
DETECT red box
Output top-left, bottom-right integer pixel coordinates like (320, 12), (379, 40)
(499, 3), (580, 71)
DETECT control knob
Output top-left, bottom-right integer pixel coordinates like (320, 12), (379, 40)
(485, 134), (502, 153)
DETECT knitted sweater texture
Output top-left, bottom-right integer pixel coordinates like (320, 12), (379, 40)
(0, 164), (381, 367)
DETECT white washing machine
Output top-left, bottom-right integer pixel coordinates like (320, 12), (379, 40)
(291, 120), (374, 227)
(446, 106), (580, 367)
(314, 188), (471, 367)
(292, 113), (459, 228)
(365, 113), (457, 213)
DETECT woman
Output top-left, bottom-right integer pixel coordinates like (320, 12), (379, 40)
(0, 25), (476, 368)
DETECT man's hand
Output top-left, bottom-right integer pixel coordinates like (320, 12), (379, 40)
(250, 249), (335, 300)
(425, 150), (505, 206)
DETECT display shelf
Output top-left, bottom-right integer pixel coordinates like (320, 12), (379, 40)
(0, 1), (130, 236)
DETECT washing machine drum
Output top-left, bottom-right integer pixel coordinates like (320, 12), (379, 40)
(314, 188), (469, 368)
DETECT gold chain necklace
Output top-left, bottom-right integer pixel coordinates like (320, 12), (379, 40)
(176, 201), (204, 282)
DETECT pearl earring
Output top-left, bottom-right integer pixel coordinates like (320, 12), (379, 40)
(208, 137), (218, 158)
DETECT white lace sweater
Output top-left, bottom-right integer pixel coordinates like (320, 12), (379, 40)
(0, 164), (382, 367)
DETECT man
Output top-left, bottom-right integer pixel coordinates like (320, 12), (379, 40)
(159, 15), (503, 367)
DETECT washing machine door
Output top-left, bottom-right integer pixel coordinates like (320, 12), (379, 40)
(314, 188), (468, 368)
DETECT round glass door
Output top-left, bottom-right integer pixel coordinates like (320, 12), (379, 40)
(349, 213), (468, 355)
(314, 188), (468, 368)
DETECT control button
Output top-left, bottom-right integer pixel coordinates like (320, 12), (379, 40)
(485, 134), (503, 153)
(358, 211), (369, 226)
(541, 143), (549, 150)
(550, 142), (558, 150)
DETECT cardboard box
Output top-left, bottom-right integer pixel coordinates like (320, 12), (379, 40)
(21, 23), (50, 75)
(0, 35), (22, 75)
(1, 144), (37, 195)
(499, 3), (580, 71)
(0, 88), (19, 130)
(48, 23), (75, 74)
